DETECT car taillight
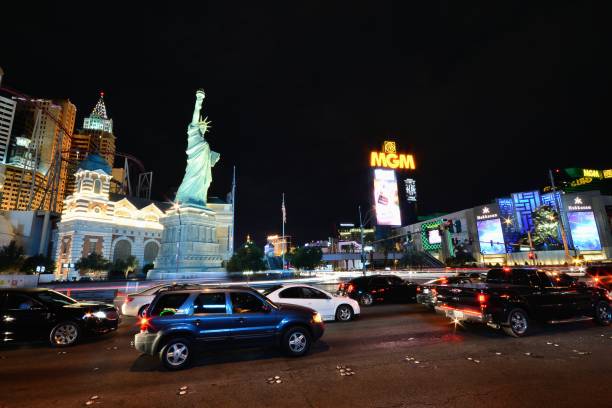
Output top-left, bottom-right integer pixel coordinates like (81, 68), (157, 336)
(416, 286), (421, 293)
(477, 293), (488, 304)
(140, 317), (150, 332)
(125, 296), (134, 304)
(338, 283), (345, 291)
(347, 284), (355, 293)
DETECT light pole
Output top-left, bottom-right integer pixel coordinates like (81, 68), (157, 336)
(173, 202), (182, 276)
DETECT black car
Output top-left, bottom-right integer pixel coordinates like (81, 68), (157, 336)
(0, 288), (120, 346)
(435, 268), (611, 337)
(134, 286), (325, 370)
(337, 275), (418, 306)
(416, 276), (477, 310)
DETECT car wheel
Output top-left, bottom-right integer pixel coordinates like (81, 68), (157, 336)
(160, 337), (192, 370)
(335, 304), (354, 322)
(502, 308), (530, 337)
(138, 304), (149, 318)
(594, 301), (611, 326)
(50, 321), (81, 347)
(359, 293), (373, 306)
(282, 327), (311, 357)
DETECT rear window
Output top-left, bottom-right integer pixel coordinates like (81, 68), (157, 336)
(486, 269), (509, 284)
(150, 293), (190, 316)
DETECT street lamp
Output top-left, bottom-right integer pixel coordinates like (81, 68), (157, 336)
(173, 201), (182, 276)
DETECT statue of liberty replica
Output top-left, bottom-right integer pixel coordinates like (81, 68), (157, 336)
(175, 89), (220, 208)
(148, 89), (227, 279)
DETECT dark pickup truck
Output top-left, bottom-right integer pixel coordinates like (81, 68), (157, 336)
(435, 268), (611, 337)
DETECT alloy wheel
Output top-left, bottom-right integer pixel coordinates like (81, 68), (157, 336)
(338, 306), (352, 321)
(510, 311), (528, 335)
(288, 332), (307, 353)
(165, 342), (189, 367)
(53, 323), (78, 345)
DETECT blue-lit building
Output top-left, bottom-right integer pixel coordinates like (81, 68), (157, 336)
(396, 190), (612, 265)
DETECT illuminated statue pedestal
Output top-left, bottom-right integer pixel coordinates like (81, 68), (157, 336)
(147, 205), (224, 280)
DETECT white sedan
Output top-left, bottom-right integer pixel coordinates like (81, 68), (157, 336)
(263, 284), (360, 322)
(119, 284), (167, 317)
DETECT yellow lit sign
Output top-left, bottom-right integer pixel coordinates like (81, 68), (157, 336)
(582, 169), (602, 178)
(570, 177), (593, 188)
(603, 169), (612, 179)
(370, 141), (416, 170)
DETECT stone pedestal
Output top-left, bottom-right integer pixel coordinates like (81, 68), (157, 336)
(147, 205), (224, 280)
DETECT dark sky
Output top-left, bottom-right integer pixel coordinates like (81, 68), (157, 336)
(3, 2), (611, 245)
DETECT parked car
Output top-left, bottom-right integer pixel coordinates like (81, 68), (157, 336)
(337, 275), (418, 306)
(435, 268), (611, 337)
(416, 276), (476, 310)
(0, 288), (119, 346)
(134, 286), (325, 370)
(263, 284), (360, 322)
(117, 283), (205, 317)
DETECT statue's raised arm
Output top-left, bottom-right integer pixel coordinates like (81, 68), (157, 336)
(191, 89), (205, 125)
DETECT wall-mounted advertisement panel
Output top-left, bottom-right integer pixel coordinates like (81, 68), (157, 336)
(373, 169), (402, 226)
(404, 178), (417, 202)
(477, 218), (506, 255)
(428, 229), (441, 244)
(568, 211), (601, 251)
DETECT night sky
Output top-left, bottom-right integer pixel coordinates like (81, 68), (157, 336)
(3, 2), (611, 245)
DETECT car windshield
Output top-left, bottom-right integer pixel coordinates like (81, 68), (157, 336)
(35, 290), (77, 306)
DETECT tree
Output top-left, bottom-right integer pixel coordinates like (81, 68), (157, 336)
(110, 256), (139, 278)
(20, 254), (56, 275)
(226, 242), (267, 272)
(288, 246), (323, 271)
(75, 252), (111, 276)
(0, 241), (25, 273)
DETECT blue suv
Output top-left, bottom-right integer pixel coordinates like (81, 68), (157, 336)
(134, 286), (325, 370)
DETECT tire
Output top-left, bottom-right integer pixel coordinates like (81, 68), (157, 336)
(282, 327), (312, 357)
(359, 293), (373, 307)
(594, 301), (611, 326)
(160, 337), (192, 370)
(138, 304), (149, 318)
(335, 304), (354, 322)
(50, 321), (81, 347)
(502, 308), (530, 337)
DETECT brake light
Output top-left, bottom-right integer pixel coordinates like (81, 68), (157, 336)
(338, 283), (345, 291)
(477, 294), (488, 304)
(503, 267), (511, 272)
(347, 284), (355, 293)
(140, 317), (150, 332)
(594, 277), (599, 283)
(416, 286), (421, 293)
(124, 296), (134, 304)
(440, 277), (447, 284)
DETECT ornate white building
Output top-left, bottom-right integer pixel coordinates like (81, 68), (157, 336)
(54, 154), (233, 280)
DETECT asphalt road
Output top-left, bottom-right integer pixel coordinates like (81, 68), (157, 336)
(1, 304), (611, 408)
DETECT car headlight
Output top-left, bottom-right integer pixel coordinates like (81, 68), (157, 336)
(313, 313), (323, 324)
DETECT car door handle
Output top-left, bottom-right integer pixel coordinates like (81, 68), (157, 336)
(236, 317), (246, 324)
(194, 319), (201, 326)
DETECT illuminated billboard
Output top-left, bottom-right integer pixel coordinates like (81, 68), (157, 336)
(370, 140), (416, 170)
(568, 211), (601, 251)
(428, 229), (441, 244)
(477, 218), (506, 255)
(373, 169), (402, 226)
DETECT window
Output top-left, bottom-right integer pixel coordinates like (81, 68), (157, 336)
(302, 287), (329, 299)
(511, 270), (531, 286)
(279, 287), (303, 298)
(193, 293), (227, 314)
(35, 290), (76, 306)
(537, 272), (554, 288)
(387, 276), (404, 286)
(4, 293), (41, 310)
(93, 179), (101, 194)
(150, 293), (189, 316)
(230, 292), (266, 314)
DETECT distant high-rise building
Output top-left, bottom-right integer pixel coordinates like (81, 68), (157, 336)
(0, 95), (16, 164)
(0, 97), (76, 212)
(66, 93), (116, 196)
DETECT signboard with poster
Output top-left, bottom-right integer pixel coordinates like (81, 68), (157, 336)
(373, 169), (402, 226)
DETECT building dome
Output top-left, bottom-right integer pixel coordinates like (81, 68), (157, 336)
(78, 153), (111, 174)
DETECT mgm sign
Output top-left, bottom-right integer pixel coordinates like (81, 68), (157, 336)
(370, 140), (416, 170)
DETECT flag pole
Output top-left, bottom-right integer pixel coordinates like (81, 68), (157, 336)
(230, 166), (236, 255)
(282, 193), (285, 270)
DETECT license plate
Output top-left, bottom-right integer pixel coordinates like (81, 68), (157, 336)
(451, 310), (464, 320)
(423, 288), (430, 294)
